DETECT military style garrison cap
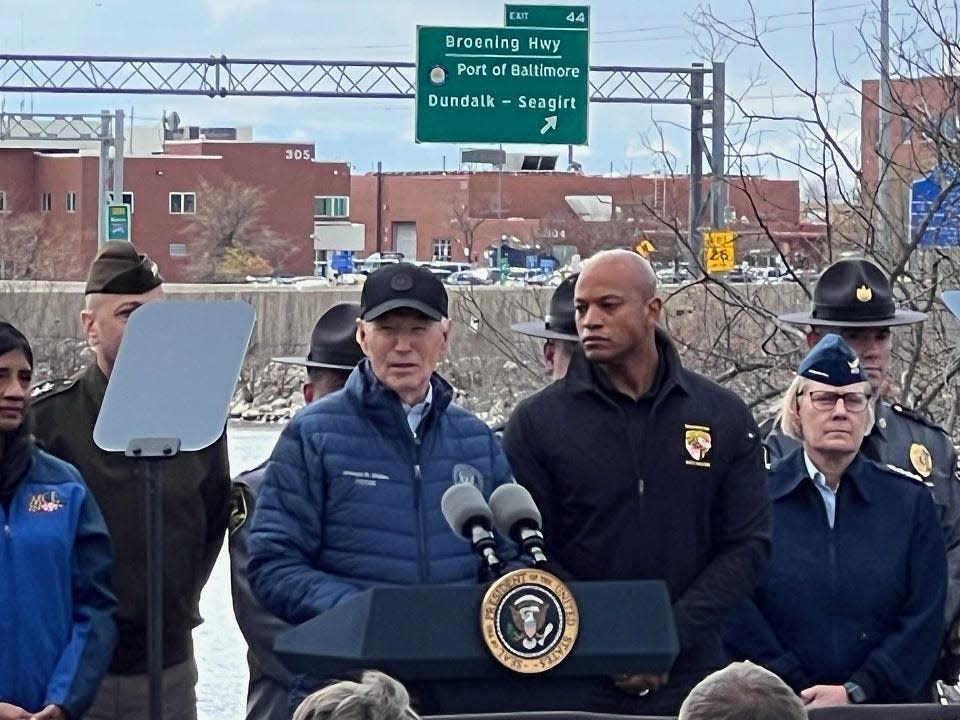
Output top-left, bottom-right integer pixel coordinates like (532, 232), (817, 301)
(798, 333), (869, 386)
(272, 302), (364, 370)
(512, 273), (580, 342)
(779, 258), (926, 328)
(85, 241), (163, 295)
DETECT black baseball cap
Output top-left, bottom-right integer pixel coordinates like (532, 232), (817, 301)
(360, 263), (448, 321)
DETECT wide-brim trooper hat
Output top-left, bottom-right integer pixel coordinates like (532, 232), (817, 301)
(779, 258), (927, 328)
(272, 302), (363, 370)
(511, 273), (580, 341)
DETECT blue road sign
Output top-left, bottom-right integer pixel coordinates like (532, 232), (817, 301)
(330, 251), (354, 274)
(911, 166), (960, 248)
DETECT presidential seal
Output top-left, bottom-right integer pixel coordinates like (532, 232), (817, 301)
(480, 568), (579, 673)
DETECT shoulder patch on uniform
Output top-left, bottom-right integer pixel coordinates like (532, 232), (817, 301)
(888, 402), (949, 434)
(30, 377), (78, 399)
(885, 463), (932, 487)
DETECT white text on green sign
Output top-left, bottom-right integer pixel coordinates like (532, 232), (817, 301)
(416, 25), (589, 145)
(504, 5), (590, 30)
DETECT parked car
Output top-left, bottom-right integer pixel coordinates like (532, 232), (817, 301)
(358, 252), (404, 275)
(656, 266), (691, 284)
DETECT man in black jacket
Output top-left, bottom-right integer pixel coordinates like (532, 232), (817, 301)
(502, 249), (771, 716)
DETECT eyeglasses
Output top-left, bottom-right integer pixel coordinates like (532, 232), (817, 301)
(797, 390), (872, 413)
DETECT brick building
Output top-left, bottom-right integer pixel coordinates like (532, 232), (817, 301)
(2, 128), (826, 281)
(861, 75), (957, 236)
(0, 139), (350, 281)
(350, 170), (826, 266)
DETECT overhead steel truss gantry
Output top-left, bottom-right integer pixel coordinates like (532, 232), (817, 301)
(0, 53), (726, 251)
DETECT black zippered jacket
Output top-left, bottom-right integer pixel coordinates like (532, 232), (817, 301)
(502, 329), (771, 674)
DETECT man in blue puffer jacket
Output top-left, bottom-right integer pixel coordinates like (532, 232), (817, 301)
(247, 264), (515, 678)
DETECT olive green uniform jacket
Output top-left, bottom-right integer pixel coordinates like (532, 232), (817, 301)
(32, 362), (231, 674)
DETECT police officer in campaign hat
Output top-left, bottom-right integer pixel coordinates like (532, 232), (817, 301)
(767, 257), (960, 689)
(229, 302), (364, 720)
(31, 241), (232, 720)
(511, 273), (580, 382)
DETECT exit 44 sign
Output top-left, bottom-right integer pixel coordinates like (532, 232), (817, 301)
(415, 7), (589, 145)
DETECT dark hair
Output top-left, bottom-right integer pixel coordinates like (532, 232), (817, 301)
(0, 321), (33, 368)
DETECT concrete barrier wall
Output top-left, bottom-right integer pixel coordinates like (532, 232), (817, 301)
(0, 280), (810, 360)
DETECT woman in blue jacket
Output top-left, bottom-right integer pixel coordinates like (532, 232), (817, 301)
(0, 322), (116, 720)
(727, 334), (946, 706)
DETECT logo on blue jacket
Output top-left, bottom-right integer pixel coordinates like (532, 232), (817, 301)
(452, 463), (484, 493)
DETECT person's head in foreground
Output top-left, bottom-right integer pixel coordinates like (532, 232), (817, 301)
(293, 670), (420, 720)
(678, 661), (806, 720)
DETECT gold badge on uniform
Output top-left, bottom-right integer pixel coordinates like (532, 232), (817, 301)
(909, 443), (933, 478)
(856, 285), (873, 302)
(684, 424), (712, 467)
(480, 569), (579, 673)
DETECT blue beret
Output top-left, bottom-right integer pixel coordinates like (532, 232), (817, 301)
(797, 333), (868, 386)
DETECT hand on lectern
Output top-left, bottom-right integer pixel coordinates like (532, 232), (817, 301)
(613, 672), (669, 696)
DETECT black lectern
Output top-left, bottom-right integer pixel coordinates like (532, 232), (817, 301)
(275, 580), (678, 714)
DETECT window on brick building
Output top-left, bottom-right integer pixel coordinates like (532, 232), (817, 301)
(107, 191), (135, 213)
(313, 196), (349, 218)
(432, 238), (453, 261)
(169, 243), (188, 257)
(40, 192), (52, 213)
(0, 191), (5, 212)
(66, 192), (77, 213)
(170, 192), (196, 214)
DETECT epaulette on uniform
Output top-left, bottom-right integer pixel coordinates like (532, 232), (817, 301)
(889, 403), (950, 435)
(884, 462), (934, 488)
(30, 377), (78, 401)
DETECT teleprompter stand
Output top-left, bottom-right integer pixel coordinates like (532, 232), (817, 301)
(94, 301), (255, 720)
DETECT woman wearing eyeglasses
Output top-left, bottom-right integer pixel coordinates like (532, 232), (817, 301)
(726, 333), (946, 707)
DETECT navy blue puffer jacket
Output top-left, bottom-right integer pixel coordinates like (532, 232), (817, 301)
(247, 361), (515, 624)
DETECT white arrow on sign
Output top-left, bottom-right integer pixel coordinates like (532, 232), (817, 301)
(540, 115), (558, 134)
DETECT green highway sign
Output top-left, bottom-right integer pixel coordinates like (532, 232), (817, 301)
(107, 203), (131, 242)
(415, 23), (589, 145)
(505, 5), (590, 30)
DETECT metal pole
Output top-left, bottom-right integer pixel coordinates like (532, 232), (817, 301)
(877, 0), (892, 259)
(497, 144), (503, 219)
(710, 62), (726, 230)
(688, 65), (705, 266)
(97, 110), (110, 247)
(113, 109), (125, 211)
(375, 161), (383, 254)
(144, 461), (164, 720)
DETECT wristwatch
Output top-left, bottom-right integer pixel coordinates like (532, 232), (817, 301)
(844, 682), (867, 704)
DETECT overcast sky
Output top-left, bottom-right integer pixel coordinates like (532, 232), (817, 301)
(0, 0), (935, 179)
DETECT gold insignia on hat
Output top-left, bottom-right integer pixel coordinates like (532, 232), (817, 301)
(684, 424), (712, 467)
(856, 285), (873, 303)
(909, 443), (933, 478)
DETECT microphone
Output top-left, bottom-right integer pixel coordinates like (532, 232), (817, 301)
(441, 483), (502, 579)
(489, 483), (548, 567)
